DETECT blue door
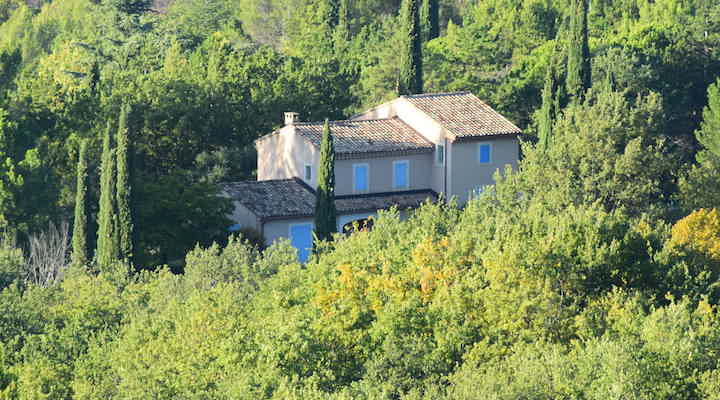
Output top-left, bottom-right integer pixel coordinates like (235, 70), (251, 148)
(290, 223), (313, 262)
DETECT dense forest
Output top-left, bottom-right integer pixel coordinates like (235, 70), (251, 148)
(1, 0), (720, 397)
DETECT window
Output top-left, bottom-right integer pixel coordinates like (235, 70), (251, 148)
(304, 164), (312, 181)
(353, 164), (369, 193)
(393, 160), (409, 189)
(435, 144), (445, 165)
(478, 143), (492, 164)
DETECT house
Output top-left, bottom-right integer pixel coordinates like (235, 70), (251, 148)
(224, 91), (522, 261)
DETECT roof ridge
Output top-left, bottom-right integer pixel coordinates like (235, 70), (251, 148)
(222, 178), (298, 185)
(294, 117), (400, 126)
(402, 91), (472, 98)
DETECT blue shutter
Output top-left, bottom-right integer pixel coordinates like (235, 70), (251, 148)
(394, 162), (408, 188)
(479, 144), (491, 163)
(355, 165), (368, 191)
(290, 224), (313, 262)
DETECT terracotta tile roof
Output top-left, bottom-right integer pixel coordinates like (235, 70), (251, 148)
(223, 179), (436, 221)
(402, 92), (521, 139)
(223, 178), (316, 220)
(295, 117), (433, 159)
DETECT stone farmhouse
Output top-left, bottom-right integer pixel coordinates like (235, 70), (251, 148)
(224, 91), (522, 261)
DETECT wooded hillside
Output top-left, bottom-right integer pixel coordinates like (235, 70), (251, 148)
(1, 0), (720, 398)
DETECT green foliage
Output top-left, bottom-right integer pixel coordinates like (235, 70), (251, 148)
(115, 103), (133, 262)
(678, 78), (720, 212)
(537, 48), (561, 149)
(71, 139), (89, 267)
(96, 122), (118, 268)
(397, 0), (423, 95)
(1, 0), (720, 397)
(696, 77), (720, 163)
(518, 88), (674, 218)
(565, 0), (591, 101)
(314, 119), (337, 244)
(0, 237), (23, 290)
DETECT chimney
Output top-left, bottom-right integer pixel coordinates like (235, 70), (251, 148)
(284, 112), (300, 125)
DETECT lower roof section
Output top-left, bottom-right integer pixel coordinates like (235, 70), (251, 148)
(222, 178), (437, 222)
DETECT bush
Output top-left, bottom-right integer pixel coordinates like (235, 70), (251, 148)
(0, 238), (23, 291)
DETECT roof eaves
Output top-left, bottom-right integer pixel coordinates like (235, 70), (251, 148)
(335, 147), (434, 160)
(335, 189), (437, 200)
(453, 131), (522, 142)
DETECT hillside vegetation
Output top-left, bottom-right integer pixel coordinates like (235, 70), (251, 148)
(1, 0), (720, 398)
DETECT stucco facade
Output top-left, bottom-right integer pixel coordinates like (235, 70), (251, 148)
(334, 153), (433, 196)
(449, 136), (520, 203)
(256, 126), (319, 187)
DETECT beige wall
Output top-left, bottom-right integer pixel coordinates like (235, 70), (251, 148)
(263, 217), (314, 247)
(334, 153), (433, 196)
(352, 98), (449, 194)
(449, 136), (519, 204)
(256, 126), (319, 186)
(228, 202), (261, 231)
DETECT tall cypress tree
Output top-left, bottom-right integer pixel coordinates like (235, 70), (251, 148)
(96, 122), (118, 267)
(71, 139), (89, 266)
(426, 0), (439, 40)
(397, 0), (423, 95)
(116, 103), (133, 261)
(538, 65), (556, 150)
(539, 48), (563, 150)
(565, 0), (591, 101)
(314, 119), (337, 243)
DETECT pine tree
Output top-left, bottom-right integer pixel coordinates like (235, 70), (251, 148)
(116, 103), (133, 261)
(71, 139), (89, 266)
(96, 122), (118, 267)
(314, 119), (337, 243)
(566, 0), (591, 101)
(397, 0), (423, 95)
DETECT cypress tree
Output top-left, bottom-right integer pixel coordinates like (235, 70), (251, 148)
(116, 103), (133, 261)
(538, 48), (563, 150)
(96, 122), (118, 267)
(314, 119), (337, 243)
(565, 0), (591, 101)
(538, 66), (556, 150)
(327, 0), (340, 29)
(397, 0), (423, 95)
(426, 0), (439, 40)
(71, 139), (89, 266)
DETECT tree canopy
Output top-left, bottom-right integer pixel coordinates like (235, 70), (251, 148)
(1, 0), (720, 397)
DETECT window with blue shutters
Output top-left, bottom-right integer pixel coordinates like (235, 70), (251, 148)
(478, 143), (492, 164)
(393, 160), (409, 189)
(353, 164), (369, 193)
